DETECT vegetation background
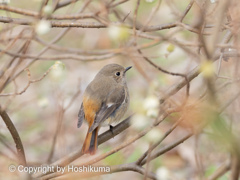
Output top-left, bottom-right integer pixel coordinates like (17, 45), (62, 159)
(0, 0), (239, 179)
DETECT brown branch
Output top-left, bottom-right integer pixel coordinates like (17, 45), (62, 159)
(0, 5), (39, 17)
(133, 0), (140, 40)
(0, 48), (117, 61)
(38, 0), (50, 18)
(160, 66), (200, 104)
(0, 15), (106, 27)
(207, 161), (231, 180)
(231, 155), (240, 180)
(0, 109), (26, 165)
(33, 115), (132, 178)
(140, 132), (193, 166)
(0, 39), (32, 93)
(138, 49), (190, 100)
(54, 0), (81, 10)
(110, 0), (130, 8)
(40, 163), (157, 180)
(110, 163), (157, 180)
(0, 5), (95, 20)
(72, 112), (171, 168)
(136, 116), (185, 165)
(143, 144), (154, 180)
(34, 36), (119, 55)
(0, 15), (212, 35)
(38, 111), (173, 180)
(0, 29), (28, 81)
(3, 0), (93, 91)
(47, 106), (64, 163)
(179, 0), (194, 22)
(0, 67), (53, 96)
(47, 82), (81, 163)
(0, 133), (17, 157)
(50, 13), (94, 20)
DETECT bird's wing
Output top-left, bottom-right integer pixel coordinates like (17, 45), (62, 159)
(77, 103), (85, 128)
(88, 87), (125, 132)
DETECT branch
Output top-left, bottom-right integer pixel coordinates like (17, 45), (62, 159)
(179, 0), (194, 22)
(2, 0), (93, 92)
(0, 109), (26, 165)
(0, 5), (95, 20)
(75, 113), (171, 169)
(136, 116), (185, 165)
(0, 48), (117, 61)
(207, 161), (230, 180)
(231, 154), (240, 180)
(0, 67), (53, 96)
(160, 66), (200, 104)
(0, 16), (106, 27)
(41, 163), (157, 180)
(138, 49), (190, 100)
(0, 15), (211, 34)
(140, 132), (193, 166)
(54, 0), (81, 10)
(0, 5), (38, 17)
(33, 115), (132, 178)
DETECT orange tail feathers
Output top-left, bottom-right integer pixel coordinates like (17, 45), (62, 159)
(82, 127), (99, 155)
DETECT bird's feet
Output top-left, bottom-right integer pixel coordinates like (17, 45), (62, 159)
(109, 125), (114, 136)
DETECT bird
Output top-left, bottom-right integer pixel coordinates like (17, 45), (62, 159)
(77, 64), (131, 155)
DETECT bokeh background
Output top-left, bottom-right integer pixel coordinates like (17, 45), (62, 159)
(0, 0), (240, 179)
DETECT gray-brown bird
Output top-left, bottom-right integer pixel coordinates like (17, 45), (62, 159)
(78, 64), (131, 155)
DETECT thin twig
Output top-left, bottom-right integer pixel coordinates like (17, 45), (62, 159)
(0, 67), (53, 96)
(33, 115), (132, 178)
(140, 132), (193, 166)
(0, 109), (26, 165)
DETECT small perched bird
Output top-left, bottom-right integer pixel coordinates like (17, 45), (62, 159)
(78, 64), (131, 155)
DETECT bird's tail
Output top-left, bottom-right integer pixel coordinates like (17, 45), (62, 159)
(81, 127), (99, 155)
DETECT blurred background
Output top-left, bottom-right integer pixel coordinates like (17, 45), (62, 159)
(0, 0), (240, 179)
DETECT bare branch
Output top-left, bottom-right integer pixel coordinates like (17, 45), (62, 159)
(0, 109), (26, 165)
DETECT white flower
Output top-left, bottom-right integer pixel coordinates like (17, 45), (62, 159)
(0, 0), (10, 4)
(50, 61), (66, 81)
(108, 25), (129, 41)
(210, 0), (217, 3)
(145, 0), (155, 2)
(35, 20), (51, 35)
(131, 114), (149, 131)
(52, 61), (65, 70)
(156, 167), (171, 180)
(146, 109), (158, 118)
(38, 98), (49, 108)
(143, 96), (159, 110)
(43, 5), (53, 16)
(145, 128), (162, 143)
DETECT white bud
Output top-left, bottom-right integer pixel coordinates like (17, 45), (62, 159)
(145, 128), (162, 143)
(35, 20), (51, 35)
(210, 0), (217, 3)
(156, 167), (171, 180)
(108, 25), (129, 41)
(0, 0), (10, 4)
(146, 109), (158, 118)
(145, 0), (155, 2)
(38, 98), (49, 108)
(53, 61), (65, 70)
(43, 5), (53, 16)
(131, 114), (149, 131)
(143, 96), (159, 110)
(50, 61), (66, 81)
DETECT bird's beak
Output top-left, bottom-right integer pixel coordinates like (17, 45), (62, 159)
(124, 66), (132, 73)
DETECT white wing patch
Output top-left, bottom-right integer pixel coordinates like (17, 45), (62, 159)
(107, 103), (114, 107)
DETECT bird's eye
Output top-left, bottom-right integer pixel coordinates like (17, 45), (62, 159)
(115, 72), (120, 76)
